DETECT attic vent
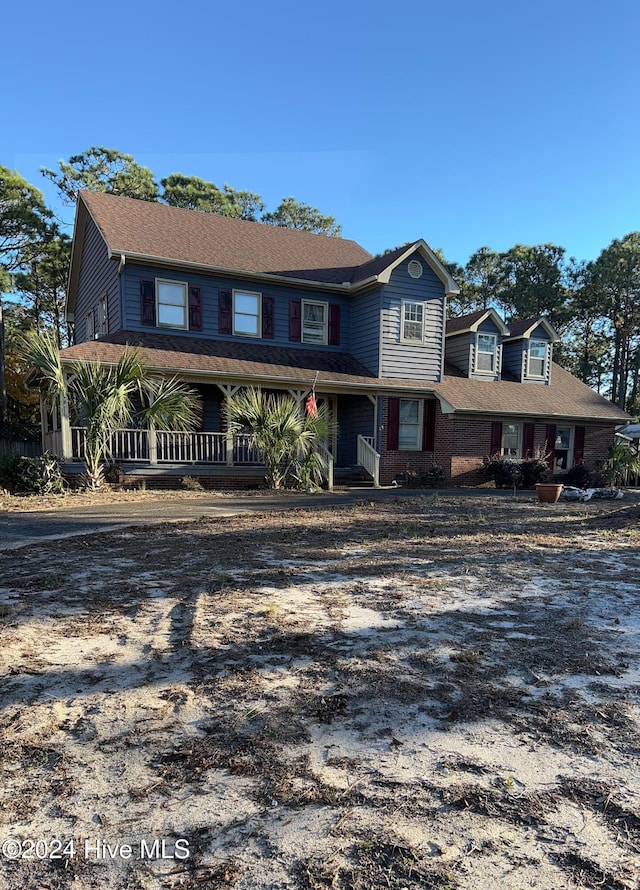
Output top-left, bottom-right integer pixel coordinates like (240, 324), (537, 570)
(408, 260), (423, 279)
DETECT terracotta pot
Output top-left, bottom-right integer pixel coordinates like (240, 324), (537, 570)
(535, 483), (563, 504)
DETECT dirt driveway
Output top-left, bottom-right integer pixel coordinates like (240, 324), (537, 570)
(1, 494), (639, 889)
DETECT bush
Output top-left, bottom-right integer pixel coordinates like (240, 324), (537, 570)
(564, 463), (591, 488)
(181, 475), (204, 492)
(482, 454), (549, 490)
(0, 452), (65, 494)
(405, 465), (445, 488)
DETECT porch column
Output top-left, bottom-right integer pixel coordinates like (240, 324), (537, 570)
(148, 427), (158, 465)
(217, 383), (242, 466)
(60, 384), (72, 461)
(288, 389), (307, 409)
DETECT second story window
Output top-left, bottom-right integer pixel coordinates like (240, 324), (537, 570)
(528, 339), (547, 377)
(157, 279), (188, 329)
(401, 301), (424, 342)
(86, 309), (95, 341)
(302, 300), (327, 345)
(476, 333), (497, 372)
(233, 290), (261, 337)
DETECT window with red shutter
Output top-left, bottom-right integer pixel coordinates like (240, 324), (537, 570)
(218, 290), (232, 334)
(328, 304), (340, 345)
(140, 279), (156, 326)
(387, 398), (400, 451)
(189, 286), (202, 331)
(289, 301), (301, 342)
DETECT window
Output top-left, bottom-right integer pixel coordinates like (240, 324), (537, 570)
(157, 279), (188, 328)
(476, 333), (497, 373)
(554, 426), (572, 470)
(528, 339), (547, 377)
(98, 296), (108, 336)
(401, 301), (424, 342)
(233, 290), (261, 337)
(86, 310), (95, 340)
(501, 422), (521, 457)
(399, 399), (422, 449)
(302, 300), (327, 345)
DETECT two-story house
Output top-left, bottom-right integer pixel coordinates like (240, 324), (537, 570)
(39, 191), (629, 487)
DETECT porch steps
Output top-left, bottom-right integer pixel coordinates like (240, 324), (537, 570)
(333, 465), (375, 489)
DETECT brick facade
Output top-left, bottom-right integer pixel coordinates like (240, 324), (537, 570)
(379, 397), (619, 486)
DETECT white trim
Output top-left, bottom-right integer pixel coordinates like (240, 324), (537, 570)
(446, 308), (510, 337)
(233, 289), (262, 338)
(375, 240), (460, 295)
(400, 300), (425, 343)
(301, 299), (328, 345)
(509, 318), (558, 342)
(475, 332), (497, 374)
(527, 339), (548, 378)
(501, 421), (522, 457)
(398, 397), (424, 450)
(156, 278), (188, 330)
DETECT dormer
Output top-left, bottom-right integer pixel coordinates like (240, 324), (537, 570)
(502, 317), (558, 384)
(445, 308), (509, 381)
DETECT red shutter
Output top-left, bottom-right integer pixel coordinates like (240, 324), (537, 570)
(422, 400), (436, 452)
(218, 289), (232, 334)
(289, 300), (301, 342)
(262, 296), (274, 338)
(387, 398), (400, 451)
(328, 304), (341, 345)
(188, 285), (202, 331)
(490, 421), (503, 456)
(523, 422), (535, 459)
(140, 279), (156, 326)
(545, 424), (557, 469)
(573, 425), (586, 464)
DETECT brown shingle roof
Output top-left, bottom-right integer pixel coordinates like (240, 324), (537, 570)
(436, 363), (629, 422)
(80, 191), (373, 285)
(446, 309), (492, 335)
(57, 333), (630, 423)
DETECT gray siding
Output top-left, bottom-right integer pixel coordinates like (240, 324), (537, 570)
(122, 264), (352, 352)
(74, 218), (120, 342)
(502, 341), (525, 380)
(445, 333), (471, 375)
(503, 324), (552, 384)
(470, 318), (503, 381)
(350, 288), (381, 375)
(380, 254), (445, 381)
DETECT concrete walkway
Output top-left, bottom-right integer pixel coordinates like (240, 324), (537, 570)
(0, 487), (537, 552)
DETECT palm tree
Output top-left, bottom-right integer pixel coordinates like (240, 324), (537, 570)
(22, 332), (201, 489)
(601, 440), (640, 488)
(224, 387), (333, 490)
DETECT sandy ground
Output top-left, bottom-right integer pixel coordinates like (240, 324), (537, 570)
(1, 494), (639, 889)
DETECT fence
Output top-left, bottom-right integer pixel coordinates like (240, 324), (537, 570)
(0, 439), (42, 458)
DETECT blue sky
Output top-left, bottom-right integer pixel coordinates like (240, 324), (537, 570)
(3, 0), (639, 267)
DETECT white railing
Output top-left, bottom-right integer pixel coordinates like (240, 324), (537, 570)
(314, 440), (334, 491)
(157, 431), (226, 464)
(72, 427), (150, 462)
(357, 434), (380, 488)
(233, 434), (262, 464)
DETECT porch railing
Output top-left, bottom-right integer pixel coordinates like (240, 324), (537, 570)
(357, 434), (380, 488)
(314, 440), (334, 492)
(71, 428), (262, 467)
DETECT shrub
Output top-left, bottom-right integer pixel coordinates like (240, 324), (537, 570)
(564, 463), (591, 488)
(0, 452), (65, 494)
(405, 465), (445, 488)
(181, 475), (204, 492)
(482, 454), (549, 490)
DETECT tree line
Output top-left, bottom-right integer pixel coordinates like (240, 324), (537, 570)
(1, 147), (639, 441)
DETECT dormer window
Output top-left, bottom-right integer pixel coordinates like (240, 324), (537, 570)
(401, 301), (425, 342)
(528, 340), (547, 377)
(476, 333), (497, 373)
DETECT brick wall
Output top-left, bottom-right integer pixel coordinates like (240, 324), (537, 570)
(379, 396), (618, 486)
